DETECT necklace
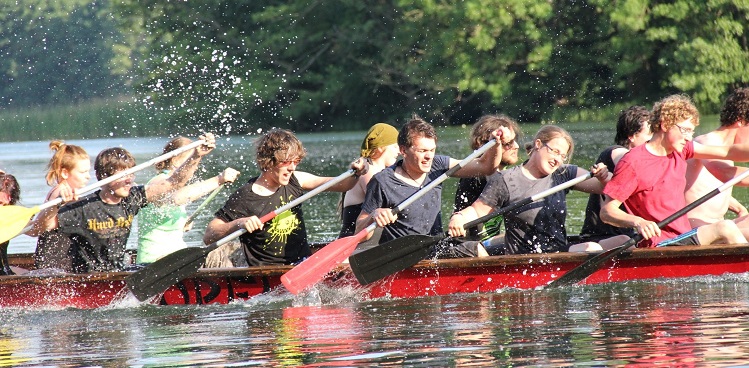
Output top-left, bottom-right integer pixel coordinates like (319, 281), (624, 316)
(401, 166), (423, 187)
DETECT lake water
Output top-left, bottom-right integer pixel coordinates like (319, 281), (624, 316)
(3, 124), (749, 366)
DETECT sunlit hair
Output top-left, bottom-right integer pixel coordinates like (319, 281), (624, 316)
(0, 173), (20, 205)
(45, 140), (89, 186)
(720, 87), (749, 127)
(650, 94), (700, 132)
(524, 125), (574, 163)
(95, 147), (136, 180)
(155, 136), (193, 171)
(615, 106), (652, 146)
(470, 114), (521, 150)
(398, 115), (437, 148)
(255, 129), (306, 171)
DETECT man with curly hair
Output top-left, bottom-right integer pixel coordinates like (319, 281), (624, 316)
(685, 87), (749, 237)
(601, 94), (749, 248)
(203, 129), (368, 266)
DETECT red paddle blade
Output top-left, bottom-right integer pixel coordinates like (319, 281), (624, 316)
(281, 230), (368, 294)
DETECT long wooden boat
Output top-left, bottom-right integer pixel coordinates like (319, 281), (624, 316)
(2, 243), (749, 309)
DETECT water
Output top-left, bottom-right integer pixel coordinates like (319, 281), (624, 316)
(3, 124), (749, 366)
(2, 276), (749, 366)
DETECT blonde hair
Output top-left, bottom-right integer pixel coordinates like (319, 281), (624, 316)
(45, 140), (89, 186)
(525, 125), (574, 163)
(651, 94), (700, 132)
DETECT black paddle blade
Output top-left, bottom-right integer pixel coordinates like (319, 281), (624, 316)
(349, 233), (445, 285)
(126, 245), (215, 301)
(545, 238), (637, 288)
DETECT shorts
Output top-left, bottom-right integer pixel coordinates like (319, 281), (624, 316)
(432, 238), (480, 259)
(655, 228), (699, 247)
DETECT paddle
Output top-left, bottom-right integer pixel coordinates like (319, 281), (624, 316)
(546, 167), (749, 288)
(0, 139), (207, 244)
(281, 139), (500, 294)
(349, 172), (594, 285)
(126, 169), (357, 302)
(184, 184), (225, 227)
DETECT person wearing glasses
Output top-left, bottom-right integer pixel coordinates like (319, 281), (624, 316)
(448, 125), (613, 255)
(601, 94), (749, 248)
(685, 88), (749, 238)
(203, 129), (368, 266)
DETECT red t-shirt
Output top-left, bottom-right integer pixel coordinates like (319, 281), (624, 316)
(603, 141), (695, 247)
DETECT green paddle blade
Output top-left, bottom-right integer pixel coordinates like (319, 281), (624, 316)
(0, 205), (40, 244)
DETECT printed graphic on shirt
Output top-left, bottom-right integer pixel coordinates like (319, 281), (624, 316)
(87, 215), (134, 234)
(264, 197), (300, 255)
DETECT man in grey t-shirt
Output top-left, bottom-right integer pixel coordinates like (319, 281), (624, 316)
(356, 116), (512, 246)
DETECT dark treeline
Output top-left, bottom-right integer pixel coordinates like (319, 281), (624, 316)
(2, 0), (748, 135)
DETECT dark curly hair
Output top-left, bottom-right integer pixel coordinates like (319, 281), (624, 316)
(720, 87), (749, 127)
(615, 106), (652, 147)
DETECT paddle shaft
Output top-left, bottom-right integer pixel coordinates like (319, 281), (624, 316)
(38, 139), (206, 213)
(547, 166), (749, 288)
(463, 172), (594, 229)
(184, 184), (225, 226)
(349, 172), (594, 285)
(125, 169), (357, 301)
(198, 169), (357, 251)
(281, 139), (500, 294)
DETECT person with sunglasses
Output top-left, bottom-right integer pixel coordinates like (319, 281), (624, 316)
(203, 128), (368, 266)
(602, 94), (749, 248)
(448, 125), (613, 255)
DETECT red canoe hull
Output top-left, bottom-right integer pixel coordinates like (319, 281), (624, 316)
(2, 244), (748, 309)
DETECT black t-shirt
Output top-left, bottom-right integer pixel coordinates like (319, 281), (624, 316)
(580, 145), (635, 239)
(214, 174), (310, 266)
(57, 186), (148, 273)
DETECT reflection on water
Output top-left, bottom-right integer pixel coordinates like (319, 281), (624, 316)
(1, 275), (749, 365)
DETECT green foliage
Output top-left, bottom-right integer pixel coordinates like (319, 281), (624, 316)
(0, 0), (130, 108)
(3, 0), (748, 138)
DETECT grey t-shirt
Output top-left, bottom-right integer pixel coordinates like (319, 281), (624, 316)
(479, 164), (578, 254)
(362, 155), (451, 244)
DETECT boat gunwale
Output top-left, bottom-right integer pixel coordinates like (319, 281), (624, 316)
(2, 243), (747, 286)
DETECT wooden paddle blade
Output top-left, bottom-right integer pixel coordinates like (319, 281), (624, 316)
(126, 245), (214, 301)
(0, 205), (40, 244)
(281, 231), (367, 294)
(545, 238), (637, 288)
(349, 233), (445, 285)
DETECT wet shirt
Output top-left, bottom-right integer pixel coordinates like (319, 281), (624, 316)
(361, 155), (451, 244)
(57, 186), (148, 273)
(215, 174), (310, 266)
(604, 141), (695, 247)
(479, 164), (578, 254)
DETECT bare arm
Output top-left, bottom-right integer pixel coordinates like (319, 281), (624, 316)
(600, 197), (661, 240)
(573, 164), (610, 194)
(146, 133), (216, 203)
(294, 158), (368, 191)
(447, 199), (494, 237)
(702, 161), (749, 186)
(728, 196), (749, 217)
(170, 167), (240, 206)
(694, 141), (749, 162)
(451, 127), (512, 178)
